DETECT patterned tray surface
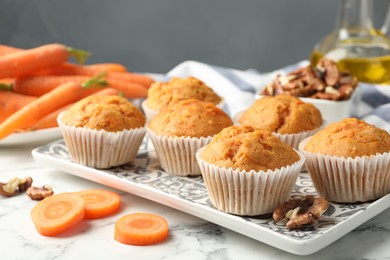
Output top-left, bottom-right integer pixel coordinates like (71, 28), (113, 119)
(32, 138), (390, 255)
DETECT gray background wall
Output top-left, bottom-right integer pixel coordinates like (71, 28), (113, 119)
(1, 0), (389, 74)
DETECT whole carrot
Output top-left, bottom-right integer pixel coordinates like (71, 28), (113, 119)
(12, 75), (93, 96)
(0, 91), (37, 123)
(12, 74), (147, 98)
(0, 43), (91, 79)
(31, 63), (153, 88)
(0, 82), (102, 139)
(30, 88), (120, 130)
(32, 63), (128, 76)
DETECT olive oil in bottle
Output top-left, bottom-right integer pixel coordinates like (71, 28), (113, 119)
(310, 0), (390, 84)
(310, 50), (390, 84)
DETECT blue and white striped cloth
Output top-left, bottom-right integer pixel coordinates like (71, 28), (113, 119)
(167, 60), (390, 132)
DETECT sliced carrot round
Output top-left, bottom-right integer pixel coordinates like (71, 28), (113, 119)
(114, 213), (169, 246)
(31, 193), (85, 237)
(76, 189), (121, 219)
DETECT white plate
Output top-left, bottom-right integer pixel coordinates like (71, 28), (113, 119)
(0, 127), (62, 147)
(31, 138), (390, 255)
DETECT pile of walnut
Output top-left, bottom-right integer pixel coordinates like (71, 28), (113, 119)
(0, 177), (54, 200)
(273, 195), (329, 229)
(261, 58), (358, 101)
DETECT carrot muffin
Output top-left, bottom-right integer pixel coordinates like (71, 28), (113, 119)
(237, 95), (323, 148)
(142, 76), (222, 119)
(300, 118), (390, 202)
(196, 125), (305, 216)
(58, 95), (146, 169)
(147, 99), (233, 176)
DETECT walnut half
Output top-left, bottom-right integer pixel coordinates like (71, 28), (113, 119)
(272, 195), (329, 229)
(26, 185), (54, 200)
(0, 177), (33, 197)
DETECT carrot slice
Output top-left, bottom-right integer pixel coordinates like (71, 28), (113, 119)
(31, 193), (85, 237)
(114, 213), (169, 246)
(76, 189), (121, 219)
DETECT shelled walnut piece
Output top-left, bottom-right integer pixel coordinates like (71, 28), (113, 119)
(0, 177), (33, 197)
(261, 58), (358, 101)
(26, 185), (54, 200)
(273, 195), (329, 229)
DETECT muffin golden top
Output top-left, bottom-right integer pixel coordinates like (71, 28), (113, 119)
(304, 118), (390, 158)
(238, 95), (322, 134)
(145, 76), (222, 110)
(200, 125), (300, 171)
(61, 95), (145, 132)
(148, 99), (233, 138)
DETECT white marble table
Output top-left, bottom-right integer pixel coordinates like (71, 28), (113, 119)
(1, 141), (390, 260)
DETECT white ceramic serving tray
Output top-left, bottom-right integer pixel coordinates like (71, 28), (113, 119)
(0, 127), (62, 147)
(32, 138), (390, 255)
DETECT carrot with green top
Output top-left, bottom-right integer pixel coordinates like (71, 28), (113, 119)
(11, 74), (147, 98)
(0, 81), (105, 139)
(0, 91), (37, 123)
(31, 193), (85, 237)
(11, 75), (94, 96)
(0, 43), (91, 79)
(30, 88), (120, 130)
(76, 189), (121, 219)
(114, 213), (169, 246)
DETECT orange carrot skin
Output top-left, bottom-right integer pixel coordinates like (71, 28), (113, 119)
(0, 43), (70, 79)
(87, 63), (127, 73)
(12, 75), (92, 96)
(0, 44), (22, 56)
(114, 213), (169, 246)
(31, 193), (85, 237)
(108, 72), (154, 89)
(30, 88), (120, 130)
(0, 82), (102, 139)
(31, 63), (127, 76)
(30, 63), (153, 88)
(0, 91), (37, 123)
(13, 75), (147, 98)
(106, 78), (148, 99)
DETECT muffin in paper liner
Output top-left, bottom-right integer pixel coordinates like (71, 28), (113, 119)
(57, 112), (146, 169)
(142, 98), (225, 121)
(234, 111), (326, 149)
(147, 128), (213, 176)
(195, 147), (305, 216)
(299, 137), (390, 203)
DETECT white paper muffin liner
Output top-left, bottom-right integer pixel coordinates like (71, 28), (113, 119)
(57, 112), (146, 169)
(196, 147), (305, 216)
(142, 98), (225, 121)
(273, 120), (326, 149)
(299, 137), (390, 203)
(147, 128), (213, 176)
